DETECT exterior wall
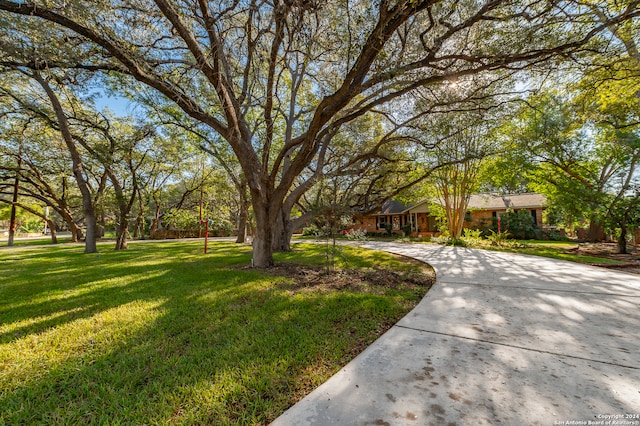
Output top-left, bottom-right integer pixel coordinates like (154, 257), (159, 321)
(350, 215), (380, 233)
(465, 210), (494, 229)
(350, 212), (437, 234)
(354, 207), (545, 236)
(465, 208), (544, 230)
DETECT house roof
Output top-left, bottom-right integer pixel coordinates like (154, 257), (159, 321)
(372, 193), (546, 216)
(378, 200), (408, 215)
(466, 193), (547, 210)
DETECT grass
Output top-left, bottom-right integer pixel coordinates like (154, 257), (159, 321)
(0, 236), (74, 246)
(0, 241), (431, 425)
(300, 235), (629, 265)
(446, 239), (628, 265)
(493, 244), (627, 265)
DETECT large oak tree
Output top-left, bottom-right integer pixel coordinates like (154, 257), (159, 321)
(1, 0), (638, 265)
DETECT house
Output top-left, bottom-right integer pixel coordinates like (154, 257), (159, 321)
(464, 193), (547, 228)
(350, 193), (547, 237)
(351, 199), (438, 236)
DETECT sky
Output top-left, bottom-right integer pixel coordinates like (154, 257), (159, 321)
(92, 92), (138, 117)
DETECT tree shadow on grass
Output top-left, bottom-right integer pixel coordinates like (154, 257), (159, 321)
(0, 242), (254, 338)
(0, 242), (415, 424)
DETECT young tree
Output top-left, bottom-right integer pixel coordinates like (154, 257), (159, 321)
(426, 111), (499, 238)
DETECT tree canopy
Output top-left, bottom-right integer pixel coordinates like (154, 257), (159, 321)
(1, 0), (639, 264)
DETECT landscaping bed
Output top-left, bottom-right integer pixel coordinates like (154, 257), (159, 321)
(570, 242), (640, 274)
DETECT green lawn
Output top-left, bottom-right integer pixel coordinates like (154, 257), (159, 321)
(477, 240), (628, 265)
(0, 236), (74, 246)
(0, 241), (431, 425)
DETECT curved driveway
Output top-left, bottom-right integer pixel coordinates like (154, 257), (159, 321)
(272, 242), (640, 425)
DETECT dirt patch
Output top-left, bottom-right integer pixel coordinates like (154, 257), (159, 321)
(252, 260), (436, 294)
(569, 242), (640, 275)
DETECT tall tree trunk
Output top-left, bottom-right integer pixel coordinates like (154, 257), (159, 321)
(115, 221), (128, 250)
(251, 200), (274, 268)
(136, 188), (146, 239)
(66, 219), (79, 242)
(114, 203), (129, 250)
(33, 72), (97, 253)
(235, 206), (248, 243)
(48, 219), (58, 244)
(75, 225), (84, 242)
(617, 216), (629, 254)
(235, 183), (250, 244)
(7, 158), (20, 246)
(618, 226), (628, 254)
(110, 178), (134, 250)
(272, 209), (291, 252)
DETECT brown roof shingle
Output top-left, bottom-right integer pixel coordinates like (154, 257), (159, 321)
(466, 193), (547, 210)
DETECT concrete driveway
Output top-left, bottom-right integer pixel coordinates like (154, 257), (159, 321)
(272, 242), (640, 425)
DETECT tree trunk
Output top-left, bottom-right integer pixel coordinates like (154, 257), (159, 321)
(235, 205), (248, 243)
(617, 219), (628, 255)
(66, 220), (79, 242)
(33, 72), (97, 253)
(7, 152), (22, 246)
(272, 209), (291, 252)
(83, 209), (97, 252)
(252, 202), (274, 268)
(114, 199), (130, 250)
(7, 174), (19, 247)
(48, 219), (58, 244)
(111, 181), (133, 250)
(135, 189), (145, 239)
(75, 225), (84, 242)
(115, 224), (128, 250)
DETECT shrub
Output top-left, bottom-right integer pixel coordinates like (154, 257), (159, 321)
(302, 223), (321, 236)
(344, 228), (367, 241)
(461, 228), (483, 247)
(499, 210), (537, 239)
(487, 229), (510, 246)
(541, 229), (570, 241)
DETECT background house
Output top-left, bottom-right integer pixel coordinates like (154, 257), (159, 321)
(464, 193), (547, 229)
(350, 193), (547, 237)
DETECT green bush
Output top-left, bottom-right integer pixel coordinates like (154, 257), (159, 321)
(461, 228), (483, 247)
(541, 229), (570, 241)
(496, 210), (537, 240)
(19, 219), (44, 233)
(344, 228), (367, 241)
(302, 223), (321, 236)
(487, 229), (510, 246)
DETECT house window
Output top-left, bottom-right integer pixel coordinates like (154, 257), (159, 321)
(531, 209), (537, 225)
(465, 211), (472, 222)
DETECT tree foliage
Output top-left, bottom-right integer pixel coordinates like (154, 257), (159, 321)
(1, 0), (639, 263)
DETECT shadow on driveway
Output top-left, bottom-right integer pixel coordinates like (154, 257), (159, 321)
(273, 242), (640, 425)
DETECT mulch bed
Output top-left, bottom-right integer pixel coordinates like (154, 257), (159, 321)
(570, 242), (640, 275)
(238, 259), (436, 294)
